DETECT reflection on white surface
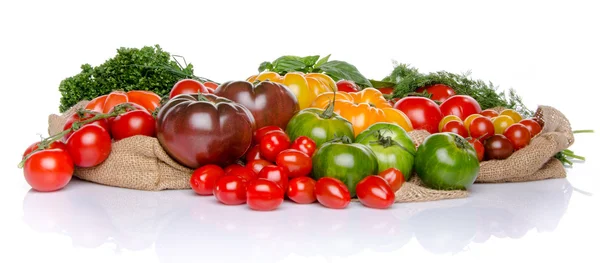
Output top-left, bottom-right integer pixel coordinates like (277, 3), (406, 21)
(21, 178), (574, 262)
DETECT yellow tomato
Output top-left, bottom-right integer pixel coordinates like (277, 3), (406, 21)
(500, 109), (523, 123)
(492, 115), (515, 134)
(464, 114), (483, 132)
(438, 115), (463, 132)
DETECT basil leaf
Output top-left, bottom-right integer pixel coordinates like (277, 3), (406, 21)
(273, 58), (307, 73)
(369, 79), (396, 88)
(258, 61), (273, 73)
(317, 60), (372, 87)
(314, 54), (330, 68)
(301, 55), (320, 67)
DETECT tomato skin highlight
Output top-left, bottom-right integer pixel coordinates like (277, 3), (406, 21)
(393, 97), (442, 134)
(23, 149), (74, 192)
(110, 110), (156, 140)
(245, 145), (263, 163)
(356, 176), (395, 209)
(259, 131), (291, 162)
(336, 80), (360, 92)
(315, 177), (351, 209)
(290, 136), (317, 157)
(276, 149), (312, 178)
(287, 177), (317, 204)
(469, 116), (495, 141)
(519, 119), (542, 137)
(503, 123), (531, 150)
(170, 79), (209, 98)
(66, 125), (112, 168)
(257, 165), (289, 191)
(378, 168), (405, 192)
(213, 175), (247, 205)
(246, 179), (284, 211)
(190, 165), (226, 195)
(439, 95), (482, 120)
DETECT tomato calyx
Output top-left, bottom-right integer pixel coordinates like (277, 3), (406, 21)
(318, 91), (338, 119)
(366, 129), (416, 156)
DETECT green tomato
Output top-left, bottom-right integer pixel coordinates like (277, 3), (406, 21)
(415, 132), (480, 190)
(312, 138), (378, 197)
(285, 107), (354, 148)
(355, 122), (417, 180)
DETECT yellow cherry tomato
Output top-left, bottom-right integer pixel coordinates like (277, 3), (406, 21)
(500, 109), (523, 123)
(438, 115), (463, 132)
(492, 115), (515, 134)
(464, 114), (483, 132)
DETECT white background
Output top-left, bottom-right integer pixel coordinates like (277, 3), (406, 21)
(1, 0), (599, 262)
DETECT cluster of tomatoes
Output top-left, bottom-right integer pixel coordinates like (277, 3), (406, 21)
(190, 125), (406, 211)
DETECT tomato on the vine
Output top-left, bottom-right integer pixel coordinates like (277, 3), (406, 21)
(315, 177), (351, 209)
(503, 123), (531, 150)
(246, 159), (272, 175)
(245, 145), (263, 162)
(23, 141), (67, 158)
(253, 126), (284, 145)
(110, 110), (156, 140)
(356, 176), (395, 209)
(246, 179), (284, 211)
(287, 177), (317, 204)
(520, 119), (542, 137)
(190, 165), (226, 195)
(66, 124), (112, 168)
(276, 149), (312, 178)
(259, 131), (291, 162)
(169, 79), (209, 98)
(213, 175), (247, 205)
(442, 120), (469, 138)
(23, 149), (74, 192)
(226, 165), (257, 183)
(62, 112), (111, 142)
(257, 165), (289, 191)
(415, 84), (456, 102)
(469, 116), (494, 141)
(378, 168), (405, 192)
(290, 136), (317, 157)
(466, 137), (485, 161)
(439, 95), (482, 120)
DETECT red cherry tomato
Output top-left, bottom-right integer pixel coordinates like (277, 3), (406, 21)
(259, 131), (291, 162)
(213, 175), (247, 205)
(356, 176), (395, 209)
(62, 112), (111, 142)
(190, 164), (226, 195)
(226, 165), (257, 183)
(415, 84), (456, 102)
(246, 179), (284, 211)
(480, 109), (499, 118)
(377, 87), (394, 95)
(287, 177), (317, 204)
(245, 145), (263, 162)
(378, 168), (405, 192)
(257, 165), (289, 191)
(503, 123), (532, 150)
(519, 119), (542, 137)
(246, 159), (272, 175)
(224, 163), (243, 174)
(276, 149), (312, 178)
(23, 149), (74, 192)
(110, 110), (156, 140)
(290, 136), (317, 157)
(466, 137), (485, 161)
(169, 79), (209, 98)
(393, 97), (443, 134)
(315, 177), (351, 209)
(253, 126), (284, 145)
(442, 120), (469, 138)
(336, 80), (360, 92)
(23, 141), (67, 158)
(439, 95), (482, 120)
(469, 116), (494, 141)
(66, 125), (112, 168)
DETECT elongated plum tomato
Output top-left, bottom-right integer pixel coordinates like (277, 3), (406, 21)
(469, 116), (494, 141)
(226, 165), (257, 183)
(257, 165), (289, 191)
(276, 149), (312, 178)
(169, 79), (209, 98)
(259, 131), (291, 162)
(245, 145), (263, 162)
(287, 177), (317, 204)
(439, 95), (482, 120)
(253, 126), (284, 145)
(503, 123), (531, 150)
(290, 136), (317, 157)
(224, 163), (243, 174)
(213, 175), (247, 205)
(378, 168), (405, 192)
(415, 84), (456, 102)
(393, 97), (443, 134)
(247, 159), (272, 175)
(356, 176), (395, 209)
(190, 165), (226, 195)
(246, 179), (284, 211)
(442, 120), (469, 138)
(519, 119), (542, 137)
(315, 177), (351, 209)
(23, 149), (74, 192)
(336, 80), (360, 92)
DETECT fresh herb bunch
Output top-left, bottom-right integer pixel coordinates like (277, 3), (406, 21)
(58, 45), (209, 113)
(382, 63), (533, 117)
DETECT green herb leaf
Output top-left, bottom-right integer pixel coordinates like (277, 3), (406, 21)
(258, 61), (273, 72)
(369, 79), (396, 88)
(317, 60), (372, 88)
(301, 55), (320, 66)
(314, 54), (331, 68)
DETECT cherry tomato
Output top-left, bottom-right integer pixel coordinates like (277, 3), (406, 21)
(415, 84), (456, 102)
(484, 134), (514, 160)
(169, 79), (209, 99)
(259, 131), (291, 162)
(336, 80), (360, 92)
(480, 109), (499, 118)
(378, 168), (405, 192)
(62, 112), (111, 141)
(442, 120), (469, 138)
(439, 95), (482, 120)
(469, 116), (494, 141)
(257, 165), (289, 191)
(23, 149), (74, 192)
(245, 145), (263, 162)
(466, 137), (485, 161)
(23, 141), (67, 158)
(66, 125), (112, 168)
(226, 165), (257, 183)
(503, 123), (531, 150)
(520, 119), (542, 137)
(110, 110), (156, 140)
(315, 177), (351, 209)
(356, 176), (395, 209)
(224, 163), (243, 174)
(393, 97), (443, 134)
(464, 114), (483, 132)
(246, 179), (284, 211)
(253, 126), (284, 145)
(500, 109), (523, 123)
(276, 149), (312, 178)
(246, 159), (272, 175)
(287, 177), (317, 204)
(438, 115), (462, 132)
(213, 175), (247, 205)
(290, 136), (317, 157)
(491, 115), (515, 135)
(377, 87), (394, 95)
(190, 164), (226, 195)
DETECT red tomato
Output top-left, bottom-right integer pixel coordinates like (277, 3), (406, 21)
(110, 110), (156, 140)
(503, 123), (531, 150)
(213, 175), (247, 205)
(519, 119), (542, 137)
(253, 126), (284, 145)
(226, 165), (257, 183)
(66, 125), (112, 168)
(276, 149), (312, 178)
(442, 120), (469, 138)
(415, 84), (456, 102)
(356, 176), (395, 209)
(190, 164), (226, 195)
(480, 109), (499, 118)
(246, 179), (284, 211)
(247, 159), (272, 175)
(107, 102), (148, 126)
(469, 116), (494, 141)
(203, 81), (219, 91)
(259, 131), (291, 162)
(85, 91), (161, 113)
(290, 136), (317, 157)
(466, 137), (485, 161)
(23, 141), (67, 158)
(125, 90), (162, 113)
(336, 80), (360, 92)
(378, 168), (405, 192)
(439, 95), (482, 120)
(393, 97), (443, 134)
(224, 163), (243, 174)
(257, 165), (289, 191)
(62, 112), (111, 141)
(287, 177), (317, 204)
(245, 145), (263, 162)
(377, 87), (394, 95)
(23, 149), (74, 192)
(315, 177), (351, 209)
(169, 79), (209, 99)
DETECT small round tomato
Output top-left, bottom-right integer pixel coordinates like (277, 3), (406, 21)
(393, 96), (443, 134)
(170, 79), (209, 98)
(23, 141), (68, 158)
(246, 159), (272, 175)
(415, 84), (456, 102)
(246, 179), (284, 211)
(466, 137), (485, 161)
(62, 112), (111, 141)
(464, 114), (483, 132)
(520, 119), (542, 137)
(23, 149), (74, 192)
(315, 177), (351, 209)
(276, 149), (312, 178)
(503, 123), (531, 150)
(356, 176), (395, 209)
(480, 109), (499, 118)
(377, 87), (394, 95)
(259, 131), (291, 162)
(290, 136), (317, 157)
(439, 95), (482, 120)
(500, 109), (523, 123)
(257, 165), (289, 191)
(469, 116), (494, 141)
(66, 125), (112, 168)
(484, 134), (514, 160)
(224, 163), (243, 174)
(253, 126), (284, 145)
(378, 168), (405, 192)
(213, 175), (247, 205)
(190, 164), (226, 195)
(438, 115), (462, 132)
(492, 115), (515, 134)
(287, 177), (317, 204)
(336, 80), (360, 92)
(442, 120), (469, 138)
(245, 145), (263, 163)
(110, 110), (156, 140)
(226, 165), (257, 183)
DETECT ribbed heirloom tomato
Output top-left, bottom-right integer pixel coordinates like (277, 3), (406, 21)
(86, 90), (161, 113)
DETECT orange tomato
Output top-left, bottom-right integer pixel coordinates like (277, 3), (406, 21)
(85, 90), (161, 113)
